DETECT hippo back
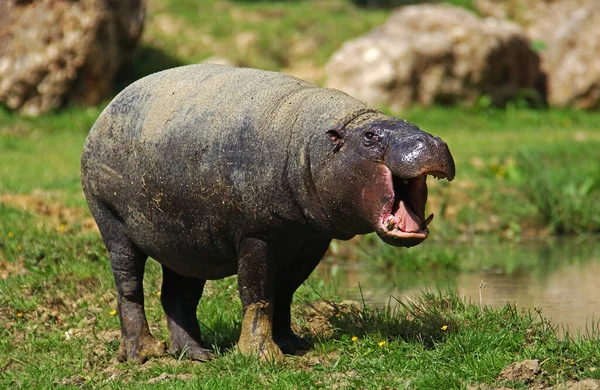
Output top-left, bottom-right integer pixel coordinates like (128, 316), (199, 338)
(81, 64), (373, 271)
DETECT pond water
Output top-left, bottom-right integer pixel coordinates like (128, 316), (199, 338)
(316, 237), (600, 334)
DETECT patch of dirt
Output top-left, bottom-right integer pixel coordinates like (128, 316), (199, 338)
(65, 327), (120, 343)
(469, 378), (600, 390)
(3, 274), (116, 342)
(298, 300), (361, 337)
(0, 124), (30, 137)
(294, 351), (340, 371)
(550, 379), (600, 390)
(330, 369), (359, 390)
(0, 191), (98, 233)
(146, 372), (194, 384)
(497, 359), (542, 384)
(0, 257), (26, 279)
(102, 364), (128, 383)
(57, 375), (87, 387)
(99, 357), (191, 385)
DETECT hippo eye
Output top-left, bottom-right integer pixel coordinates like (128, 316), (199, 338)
(363, 131), (378, 144)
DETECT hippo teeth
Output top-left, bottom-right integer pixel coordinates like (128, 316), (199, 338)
(430, 171), (448, 180)
(423, 213), (434, 227)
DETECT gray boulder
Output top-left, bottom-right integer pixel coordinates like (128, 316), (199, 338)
(0, 0), (145, 116)
(325, 4), (541, 110)
(476, 0), (600, 109)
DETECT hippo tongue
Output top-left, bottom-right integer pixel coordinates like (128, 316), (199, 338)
(390, 174), (428, 233)
(397, 200), (422, 233)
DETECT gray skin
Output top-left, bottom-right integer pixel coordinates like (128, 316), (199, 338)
(81, 64), (455, 362)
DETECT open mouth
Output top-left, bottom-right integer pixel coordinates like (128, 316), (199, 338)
(377, 168), (450, 247)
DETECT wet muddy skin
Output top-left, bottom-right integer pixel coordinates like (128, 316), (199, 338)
(81, 64), (455, 362)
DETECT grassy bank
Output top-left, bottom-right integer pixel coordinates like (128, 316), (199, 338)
(1, 212), (599, 388)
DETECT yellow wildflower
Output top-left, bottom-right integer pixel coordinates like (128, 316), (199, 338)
(16, 312), (23, 318)
(8, 232), (14, 238)
(59, 224), (67, 232)
(351, 336), (358, 342)
(17, 245), (22, 251)
(156, 291), (162, 296)
(378, 341), (386, 347)
(335, 312), (341, 318)
(441, 325), (448, 331)
(110, 310), (117, 316)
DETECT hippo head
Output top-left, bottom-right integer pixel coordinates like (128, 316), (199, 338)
(316, 118), (455, 248)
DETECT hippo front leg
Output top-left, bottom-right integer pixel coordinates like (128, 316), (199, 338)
(272, 239), (331, 355)
(236, 238), (283, 361)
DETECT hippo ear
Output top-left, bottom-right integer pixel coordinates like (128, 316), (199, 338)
(326, 129), (344, 153)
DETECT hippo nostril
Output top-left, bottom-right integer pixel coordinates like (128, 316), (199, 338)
(409, 136), (427, 150)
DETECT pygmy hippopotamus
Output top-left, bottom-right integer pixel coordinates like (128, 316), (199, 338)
(81, 64), (455, 362)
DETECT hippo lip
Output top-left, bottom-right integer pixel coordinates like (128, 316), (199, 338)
(376, 167), (447, 247)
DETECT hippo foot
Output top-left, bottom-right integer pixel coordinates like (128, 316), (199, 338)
(238, 301), (284, 361)
(169, 344), (215, 362)
(273, 332), (312, 355)
(237, 337), (284, 362)
(118, 333), (165, 363)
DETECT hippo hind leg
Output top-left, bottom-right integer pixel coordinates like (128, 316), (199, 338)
(94, 204), (165, 363)
(160, 265), (215, 361)
(272, 239), (331, 355)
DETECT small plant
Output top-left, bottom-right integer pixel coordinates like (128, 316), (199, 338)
(515, 146), (600, 234)
(358, 234), (460, 274)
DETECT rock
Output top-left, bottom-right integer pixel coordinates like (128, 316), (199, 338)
(474, 0), (554, 22)
(0, 0), (145, 116)
(325, 4), (540, 110)
(301, 300), (362, 337)
(558, 379), (600, 390)
(497, 359), (541, 384)
(475, 0), (600, 109)
(528, 1), (600, 109)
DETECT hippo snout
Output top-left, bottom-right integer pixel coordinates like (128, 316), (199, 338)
(372, 130), (455, 248)
(385, 132), (455, 181)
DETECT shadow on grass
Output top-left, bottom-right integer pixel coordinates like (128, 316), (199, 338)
(114, 45), (185, 94)
(200, 317), (242, 356)
(296, 290), (462, 350)
(196, 291), (459, 357)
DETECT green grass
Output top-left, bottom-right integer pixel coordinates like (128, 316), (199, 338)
(143, 0), (389, 72)
(2, 218), (599, 389)
(515, 144), (600, 234)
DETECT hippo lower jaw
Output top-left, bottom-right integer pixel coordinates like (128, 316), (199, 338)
(375, 167), (447, 247)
